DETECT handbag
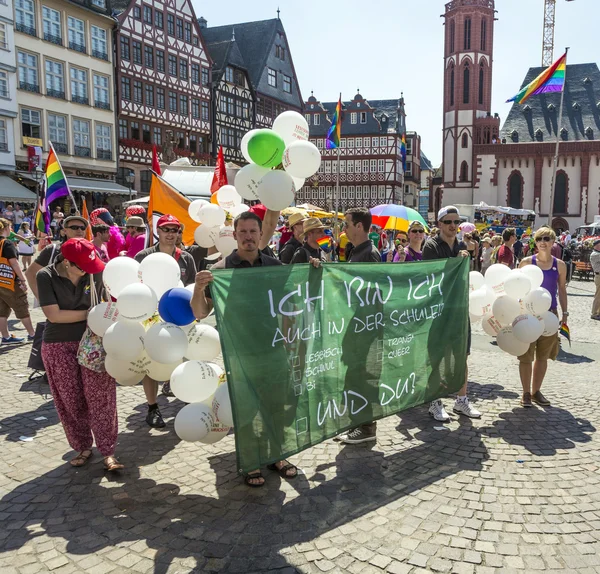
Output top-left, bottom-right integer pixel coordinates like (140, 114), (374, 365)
(77, 276), (106, 372)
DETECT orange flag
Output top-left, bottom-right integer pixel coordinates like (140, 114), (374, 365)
(148, 172), (197, 246)
(81, 197), (93, 241)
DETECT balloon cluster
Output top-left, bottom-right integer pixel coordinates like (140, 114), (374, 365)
(88, 255), (234, 444)
(469, 265), (559, 356)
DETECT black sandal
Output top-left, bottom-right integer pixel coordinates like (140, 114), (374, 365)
(244, 470), (265, 488)
(267, 461), (298, 480)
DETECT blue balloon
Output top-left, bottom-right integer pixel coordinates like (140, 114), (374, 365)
(158, 288), (196, 326)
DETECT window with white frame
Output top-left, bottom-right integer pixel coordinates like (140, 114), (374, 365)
(67, 17), (85, 50)
(348, 186), (355, 199)
(372, 137), (379, 147)
(360, 112), (367, 124)
(378, 159), (384, 171)
(0, 71), (8, 98)
(21, 108), (41, 138)
(93, 73), (109, 105)
(405, 161), (412, 176)
(48, 113), (67, 145)
(316, 138), (323, 149)
(378, 186), (386, 199)
(341, 186), (347, 199)
(96, 123), (111, 150)
(70, 67), (87, 102)
(340, 138), (346, 148)
(350, 112), (357, 124)
(0, 119), (7, 151)
(91, 0), (105, 7)
(91, 26), (107, 57)
(380, 137), (387, 147)
(371, 186), (377, 199)
(283, 74), (292, 93)
(0, 23), (7, 49)
(319, 189), (325, 200)
(370, 159), (377, 172)
(267, 68), (276, 87)
(305, 114), (310, 125)
(355, 160), (361, 173)
(364, 137), (370, 148)
(325, 162), (331, 174)
(45, 60), (64, 95)
(356, 186), (362, 200)
(312, 189), (317, 200)
(406, 138), (412, 155)
(42, 6), (61, 42)
(347, 138), (354, 148)
(314, 114), (320, 126)
(356, 137), (362, 148)
(332, 161), (337, 174)
(362, 159), (369, 173)
(347, 160), (354, 173)
(18, 51), (38, 87)
(340, 160), (346, 173)
(16, 0), (35, 32)
(73, 119), (90, 149)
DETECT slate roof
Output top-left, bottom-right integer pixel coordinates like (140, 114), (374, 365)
(205, 37), (247, 81)
(421, 151), (434, 171)
(501, 63), (600, 143)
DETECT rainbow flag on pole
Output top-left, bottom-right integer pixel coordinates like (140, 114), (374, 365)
(400, 133), (407, 172)
(326, 94), (342, 149)
(506, 52), (567, 104)
(45, 143), (71, 207)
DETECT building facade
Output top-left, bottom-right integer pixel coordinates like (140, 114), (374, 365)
(300, 92), (407, 211)
(114, 0), (212, 194)
(0, 0), (17, 173)
(201, 16), (303, 162)
(13, 0), (118, 188)
(404, 131), (422, 206)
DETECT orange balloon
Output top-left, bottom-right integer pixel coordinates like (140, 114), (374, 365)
(210, 193), (219, 205)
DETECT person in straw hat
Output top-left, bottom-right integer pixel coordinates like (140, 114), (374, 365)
(290, 217), (329, 264)
(279, 211), (307, 264)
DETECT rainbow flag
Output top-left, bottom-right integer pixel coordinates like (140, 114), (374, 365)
(507, 52), (567, 104)
(400, 133), (407, 172)
(326, 94), (342, 149)
(34, 178), (50, 235)
(45, 144), (71, 207)
(559, 322), (571, 347)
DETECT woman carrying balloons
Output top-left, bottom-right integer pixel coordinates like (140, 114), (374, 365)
(517, 226), (568, 408)
(36, 238), (123, 471)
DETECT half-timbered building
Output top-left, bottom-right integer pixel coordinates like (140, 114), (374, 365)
(114, 0), (212, 193)
(300, 92), (408, 211)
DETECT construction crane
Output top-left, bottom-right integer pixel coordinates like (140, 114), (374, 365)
(542, 0), (575, 66)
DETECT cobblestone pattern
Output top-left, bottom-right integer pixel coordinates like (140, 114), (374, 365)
(0, 281), (599, 573)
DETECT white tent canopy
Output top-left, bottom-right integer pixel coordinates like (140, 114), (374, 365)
(471, 201), (535, 217)
(0, 176), (38, 203)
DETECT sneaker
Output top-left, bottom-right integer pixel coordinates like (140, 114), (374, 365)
(339, 427), (377, 444)
(429, 399), (450, 422)
(2, 336), (25, 344)
(161, 382), (174, 397)
(27, 335), (35, 342)
(521, 392), (533, 407)
(453, 397), (481, 418)
(532, 391), (551, 406)
(146, 405), (165, 428)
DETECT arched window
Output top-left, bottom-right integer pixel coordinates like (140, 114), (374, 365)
(449, 65), (455, 106)
(553, 172), (568, 214)
(464, 17), (471, 50)
(461, 133), (468, 148)
(463, 63), (470, 104)
(459, 161), (469, 182)
(450, 20), (455, 53)
(478, 64), (484, 105)
(508, 172), (522, 209)
(481, 18), (487, 51)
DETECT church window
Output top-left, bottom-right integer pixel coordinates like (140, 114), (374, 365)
(478, 64), (484, 105)
(459, 161), (468, 182)
(553, 172), (568, 214)
(508, 172), (522, 209)
(481, 18), (487, 51)
(463, 63), (470, 104)
(464, 18), (471, 50)
(461, 133), (468, 148)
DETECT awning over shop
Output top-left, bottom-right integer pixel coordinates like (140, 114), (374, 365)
(0, 176), (38, 203)
(67, 177), (135, 196)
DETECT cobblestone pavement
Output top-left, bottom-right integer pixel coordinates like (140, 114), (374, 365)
(1, 280), (600, 574)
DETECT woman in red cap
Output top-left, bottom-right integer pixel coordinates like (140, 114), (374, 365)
(36, 238), (124, 471)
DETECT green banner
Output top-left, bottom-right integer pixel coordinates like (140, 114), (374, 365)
(211, 258), (469, 473)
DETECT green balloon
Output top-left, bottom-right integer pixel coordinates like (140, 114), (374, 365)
(247, 129), (285, 168)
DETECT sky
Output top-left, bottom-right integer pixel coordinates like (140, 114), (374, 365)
(193, 0), (599, 167)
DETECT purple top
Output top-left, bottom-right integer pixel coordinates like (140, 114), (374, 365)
(532, 254), (559, 310)
(393, 246), (423, 262)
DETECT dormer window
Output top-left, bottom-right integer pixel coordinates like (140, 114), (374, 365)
(583, 77), (592, 85)
(572, 102), (581, 111)
(510, 130), (518, 142)
(523, 105), (531, 113)
(585, 127), (594, 139)
(560, 128), (568, 140)
(360, 112), (367, 124)
(547, 103), (555, 111)
(535, 128), (543, 141)
(314, 114), (320, 126)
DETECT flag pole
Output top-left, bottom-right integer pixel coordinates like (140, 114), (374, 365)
(49, 141), (79, 214)
(547, 47), (569, 227)
(333, 146), (340, 240)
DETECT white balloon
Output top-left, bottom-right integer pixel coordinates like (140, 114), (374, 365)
(144, 322), (188, 364)
(523, 287), (552, 315)
(174, 403), (214, 442)
(272, 111), (310, 145)
(497, 327), (531, 357)
(512, 314), (545, 344)
(180, 321), (196, 334)
(186, 323), (221, 361)
(503, 270), (532, 301)
(228, 204), (249, 217)
(114, 372), (144, 387)
(469, 271), (485, 292)
(197, 402), (231, 444)
(291, 176), (305, 192)
(103, 257), (141, 298)
(88, 302), (122, 337)
(484, 264), (511, 295)
(469, 312), (482, 323)
(240, 129), (260, 163)
(481, 312), (503, 337)
(194, 224), (219, 248)
(539, 311), (560, 336)
(212, 382), (234, 427)
(188, 199), (209, 223)
(214, 225), (237, 257)
(468, 286), (496, 317)
(521, 264), (544, 289)
(105, 351), (150, 383)
(234, 163), (270, 201)
(256, 170), (295, 211)
(139, 252), (181, 300)
(116, 283), (158, 322)
(170, 361), (221, 403)
(197, 203), (225, 228)
(492, 295), (522, 326)
(146, 359), (182, 381)
(216, 185), (242, 210)
(282, 140), (322, 179)
(103, 320), (145, 361)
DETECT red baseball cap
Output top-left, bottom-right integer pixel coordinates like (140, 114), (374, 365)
(157, 214), (181, 229)
(61, 238), (105, 275)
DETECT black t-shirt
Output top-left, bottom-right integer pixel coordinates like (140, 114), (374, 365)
(135, 245), (197, 286)
(422, 235), (467, 260)
(290, 242), (326, 264)
(279, 236), (302, 264)
(34, 243), (60, 267)
(36, 265), (103, 343)
(185, 244), (208, 271)
(348, 239), (381, 263)
(0, 238), (18, 260)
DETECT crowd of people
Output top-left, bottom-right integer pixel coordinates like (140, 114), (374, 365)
(0, 198), (582, 486)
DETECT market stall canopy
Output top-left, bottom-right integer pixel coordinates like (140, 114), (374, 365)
(68, 177), (134, 196)
(0, 176), (38, 203)
(472, 201), (535, 217)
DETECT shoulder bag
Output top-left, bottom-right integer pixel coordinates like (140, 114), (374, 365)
(77, 275), (106, 373)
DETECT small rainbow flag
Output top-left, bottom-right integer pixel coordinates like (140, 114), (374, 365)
(317, 236), (331, 251)
(559, 322), (571, 347)
(326, 94), (342, 150)
(400, 133), (407, 171)
(45, 143), (71, 207)
(507, 52), (567, 104)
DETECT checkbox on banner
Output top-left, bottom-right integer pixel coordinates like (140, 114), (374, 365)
(291, 356), (300, 367)
(293, 370), (302, 382)
(296, 417), (308, 435)
(377, 340), (384, 350)
(376, 352), (383, 362)
(294, 384), (303, 396)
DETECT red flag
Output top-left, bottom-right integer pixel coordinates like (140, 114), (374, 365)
(152, 144), (162, 175)
(210, 146), (228, 194)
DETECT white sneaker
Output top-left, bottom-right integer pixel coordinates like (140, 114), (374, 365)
(453, 398), (481, 418)
(429, 399), (450, 422)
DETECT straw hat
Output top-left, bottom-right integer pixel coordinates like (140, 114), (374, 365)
(288, 211), (308, 228)
(300, 217), (327, 239)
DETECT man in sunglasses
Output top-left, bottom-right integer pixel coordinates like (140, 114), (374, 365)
(422, 206), (481, 421)
(26, 215), (89, 300)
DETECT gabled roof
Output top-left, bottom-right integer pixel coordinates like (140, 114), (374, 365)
(206, 37), (247, 78)
(421, 151), (434, 171)
(501, 63), (600, 143)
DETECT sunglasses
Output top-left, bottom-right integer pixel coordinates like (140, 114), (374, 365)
(441, 219), (461, 225)
(66, 225), (87, 231)
(159, 227), (180, 233)
(410, 228), (425, 234)
(535, 236), (552, 243)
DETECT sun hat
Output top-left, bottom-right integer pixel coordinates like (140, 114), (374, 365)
(63, 215), (89, 228)
(61, 238), (105, 274)
(288, 211), (308, 228)
(126, 216), (145, 228)
(300, 217), (327, 239)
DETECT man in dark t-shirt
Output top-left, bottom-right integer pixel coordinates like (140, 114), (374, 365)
(290, 217), (328, 264)
(422, 206), (481, 422)
(279, 211), (307, 264)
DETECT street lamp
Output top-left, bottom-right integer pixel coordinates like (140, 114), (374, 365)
(125, 170), (135, 202)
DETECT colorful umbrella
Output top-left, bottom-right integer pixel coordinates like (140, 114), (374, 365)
(370, 204), (428, 232)
(459, 222), (476, 233)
